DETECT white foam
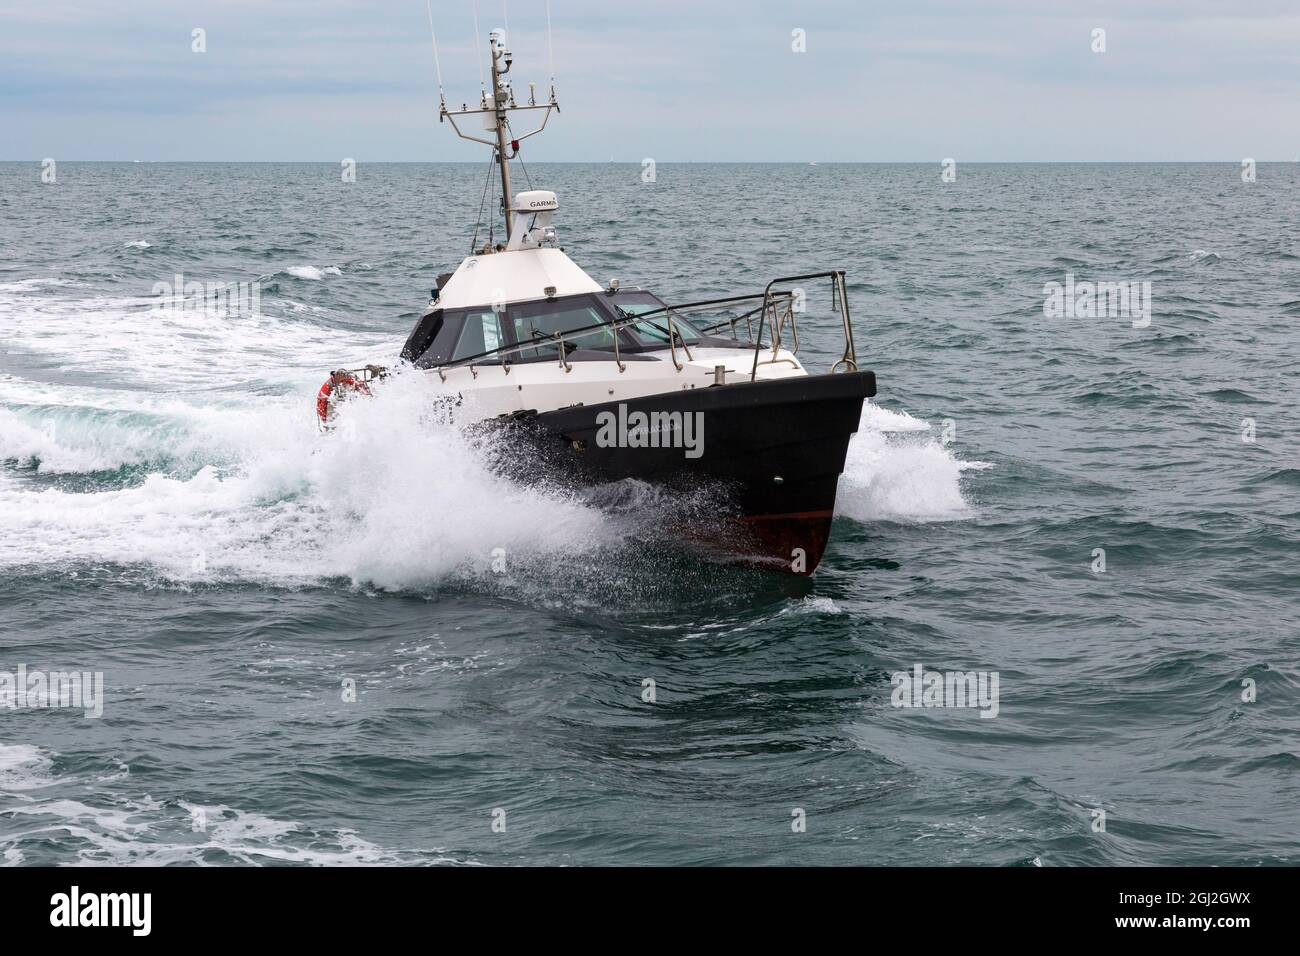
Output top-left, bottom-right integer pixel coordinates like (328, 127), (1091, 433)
(0, 277), (77, 293)
(0, 388), (972, 585)
(124, 240), (152, 249)
(0, 372), (611, 589)
(0, 739), (453, 864)
(780, 596), (842, 616)
(837, 403), (980, 523)
(0, 284), (389, 389)
(859, 401), (934, 433)
(0, 744), (55, 792)
(0, 756), (446, 864)
(285, 265), (342, 280)
(46, 802), (436, 865)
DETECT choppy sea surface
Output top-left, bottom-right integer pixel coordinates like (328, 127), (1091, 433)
(0, 161), (1296, 866)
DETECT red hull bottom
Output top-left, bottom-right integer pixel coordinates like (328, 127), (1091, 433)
(678, 509), (835, 576)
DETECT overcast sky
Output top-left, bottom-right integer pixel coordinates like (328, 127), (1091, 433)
(2, 0), (1297, 161)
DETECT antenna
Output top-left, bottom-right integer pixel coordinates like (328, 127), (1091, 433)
(438, 18), (561, 242)
(545, 0), (556, 96)
(424, 0), (445, 109)
(471, 1), (486, 96)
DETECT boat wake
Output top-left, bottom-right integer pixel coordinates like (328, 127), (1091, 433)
(0, 284), (979, 590)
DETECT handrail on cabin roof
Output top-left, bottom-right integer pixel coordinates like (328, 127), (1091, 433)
(434, 273), (850, 373)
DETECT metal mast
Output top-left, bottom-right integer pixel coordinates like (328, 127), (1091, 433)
(489, 31), (514, 238)
(440, 28), (560, 246)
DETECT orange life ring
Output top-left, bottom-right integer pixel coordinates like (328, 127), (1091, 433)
(316, 371), (370, 426)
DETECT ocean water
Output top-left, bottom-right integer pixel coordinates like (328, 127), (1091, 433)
(0, 161), (1296, 866)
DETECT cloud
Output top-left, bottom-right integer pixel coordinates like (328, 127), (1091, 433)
(1, 0), (1296, 160)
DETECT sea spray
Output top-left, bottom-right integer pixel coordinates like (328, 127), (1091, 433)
(835, 402), (984, 523)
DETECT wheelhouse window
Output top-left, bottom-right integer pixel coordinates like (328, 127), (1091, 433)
(453, 309), (505, 362)
(404, 308), (503, 367)
(506, 297), (618, 362)
(401, 310), (444, 365)
(609, 292), (705, 347)
(403, 291), (714, 369)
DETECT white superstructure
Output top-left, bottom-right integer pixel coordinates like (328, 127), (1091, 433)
(399, 25), (817, 423)
(436, 246), (603, 311)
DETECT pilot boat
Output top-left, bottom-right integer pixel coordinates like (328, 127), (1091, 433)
(321, 27), (876, 575)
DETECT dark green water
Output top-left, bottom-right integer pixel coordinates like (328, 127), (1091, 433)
(0, 162), (1296, 865)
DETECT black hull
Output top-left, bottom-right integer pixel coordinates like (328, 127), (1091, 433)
(493, 370), (875, 574)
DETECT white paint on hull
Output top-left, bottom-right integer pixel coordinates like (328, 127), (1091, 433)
(427, 345), (806, 421)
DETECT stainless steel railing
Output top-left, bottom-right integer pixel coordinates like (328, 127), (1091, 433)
(429, 270), (859, 382)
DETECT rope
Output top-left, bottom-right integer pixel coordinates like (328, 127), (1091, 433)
(507, 119), (533, 189)
(469, 152), (496, 253)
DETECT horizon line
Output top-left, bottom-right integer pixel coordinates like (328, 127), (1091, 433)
(3, 159), (1298, 165)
